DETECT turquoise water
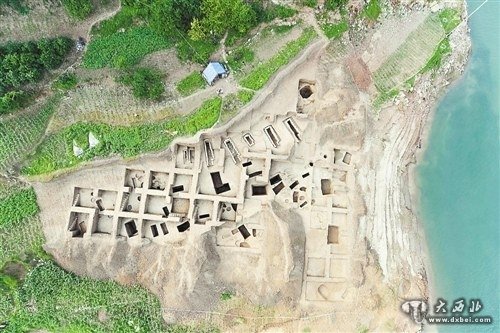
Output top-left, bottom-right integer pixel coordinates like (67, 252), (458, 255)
(418, 0), (499, 332)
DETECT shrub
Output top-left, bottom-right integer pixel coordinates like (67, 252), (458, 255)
(0, 90), (28, 115)
(176, 71), (205, 97)
(322, 20), (348, 39)
(52, 73), (78, 91)
(362, 0), (381, 21)
(175, 37), (218, 64)
(264, 4), (297, 21)
(227, 47), (254, 71)
(92, 7), (135, 37)
(118, 67), (164, 100)
(301, 0), (318, 8)
(220, 291), (233, 301)
(0, 0), (29, 13)
(61, 0), (93, 20)
(324, 0), (347, 11)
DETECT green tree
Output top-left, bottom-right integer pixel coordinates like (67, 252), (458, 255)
(118, 67), (164, 100)
(188, 0), (256, 41)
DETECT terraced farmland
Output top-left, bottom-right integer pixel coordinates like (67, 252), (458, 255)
(373, 13), (445, 92)
(50, 84), (176, 129)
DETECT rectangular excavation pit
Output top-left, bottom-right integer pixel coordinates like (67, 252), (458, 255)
(96, 189), (118, 210)
(204, 139), (215, 167)
(172, 198), (190, 215)
(160, 222), (169, 235)
(248, 171), (263, 178)
(242, 133), (255, 147)
(332, 193), (348, 209)
(330, 258), (348, 278)
(272, 182), (285, 195)
(332, 170), (348, 183)
(175, 144), (195, 169)
(68, 212), (90, 238)
(223, 138), (241, 164)
(145, 195), (168, 215)
(171, 174), (192, 194)
(263, 125), (280, 148)
(177, 220), (190, 232)
(320, 179), (333, 195)
(269, 174), (282, 185)
(149, 171), (169, 190)
(242, 161), (252, 167)
(121, 192), (141, 213)
(342, 152), (352, 165)
(151, 224), (159, 237)
(117, 217), (139, 238)
(283, 117), (302, 142)
(289, 180), (299, 190)
(327, 225), (339, 244)
(124, 169), (145, 188)
(73, 187), (94, 208)
(94, 214), (113, 235)
(238, 225), (251, 239)
(251, 185), (267, 196)
(210, 172), (231, 195)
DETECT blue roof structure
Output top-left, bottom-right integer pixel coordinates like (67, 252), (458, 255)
(202, 62), (227, 84)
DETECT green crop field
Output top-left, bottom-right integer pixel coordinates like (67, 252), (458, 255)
(176, 71), (206, 97)
(83, 27), (173, 69)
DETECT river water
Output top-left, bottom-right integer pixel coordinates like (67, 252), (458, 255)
(417, 0), (499, 332)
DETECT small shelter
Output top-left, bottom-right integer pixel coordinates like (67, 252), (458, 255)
(202, 62), (228, 85)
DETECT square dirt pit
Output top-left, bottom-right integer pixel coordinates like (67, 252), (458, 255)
(175, 144), (195, 169)
(307, 257), (326, 277)
(124, 168), (145, 188)
(329, 258), (348, 278)
(73, 187), (94, 208)
(171, 198), (190, 215)
(68, 212), (91, 238)
(122, 192), (142, 213)
(218, 202), (237, 222)
(145, 194), (168, 215)
(171, 174), (192, 194)
(332, 213), (347, 226)
(94, 214), (113, 235)
(118, 217), (139, 238)
(194, 199), (214, 224)
(332, 192), (348, 209)
(149, 171), (169, 190)
(96, 190), (118, 210)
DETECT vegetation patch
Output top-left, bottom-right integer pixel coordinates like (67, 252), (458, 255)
(5, 260), (165, 332)
(301, 0), (318, 8)
(227, 46), (255, 72)
(52, 73), (78, 91)
(0, 0), (29, 14)
(0, 96), (59, 171)
(0, 187), (39, 227)
(92, 7), (135, 37)
(324, 0), (348, 11)
(82, 27), (172, 69)
(61, 0), (93, 20)
(362, 0), (381, 21)
(420, 38), (451, 73)
(118, 67), (164, 100)
(322, 20), (348, 39)
(373, 88), (399, 108)
(176, 71), (205, 97)
(220, 90), (254, 123)
(23, 98), (222, 176)
(439, 8), (461, 33)
(240, 28), (317, 90)
(0, 37), (72, 114)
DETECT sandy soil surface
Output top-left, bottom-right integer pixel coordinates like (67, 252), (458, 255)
(29, 2), (471, 332)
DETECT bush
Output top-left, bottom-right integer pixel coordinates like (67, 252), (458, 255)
(362, 0), (381, 21)
(322, 20), (348, 39)
(83, 27), (172, 69)
(227, 46), (254, 71)
(61, 0), (93, 20)
(0, 187), (39, 227)
(175, 37), (218, 64)
(301, 0), (318, 8)
(0, 90), (28, 115)
(264, 4), (297, 21)
(118, 68), (164, 100)
(92, 7), (135, 37)
(0, 0), (29, 13)
(176, 71), (205, 97)
(52, 73), (78, 91)
(324, 0), (347, 11)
